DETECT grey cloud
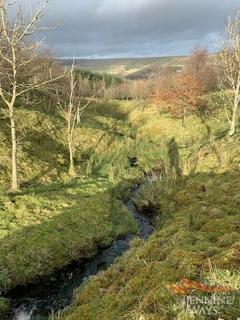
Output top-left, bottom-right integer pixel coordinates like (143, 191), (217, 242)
(28, 0), (240, 57)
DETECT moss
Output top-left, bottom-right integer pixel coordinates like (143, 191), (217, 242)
(0, 298), (10, 319)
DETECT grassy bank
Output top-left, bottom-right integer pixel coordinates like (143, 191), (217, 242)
(0, 101), (141, 315)
(0, 178), (138, 292)
(1, 94), (239, 319)
(58, 98), (240, 320)
(59, 170), (240, 320)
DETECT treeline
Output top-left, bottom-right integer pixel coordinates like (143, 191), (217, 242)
(87, 49), (218, 103)
(76, 69), (122, 87)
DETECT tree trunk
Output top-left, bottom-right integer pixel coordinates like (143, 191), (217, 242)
(10, 114), (18, 191)
(229, 118), (236, 136)
(76, 106), (80, 125)
(68, 139), (75, 177)
(181, 107), (186, 127)
(181, 115), (185, 127)
(229, 95), (239, 136)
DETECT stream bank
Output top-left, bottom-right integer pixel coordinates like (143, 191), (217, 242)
(6, 183), (154, 320)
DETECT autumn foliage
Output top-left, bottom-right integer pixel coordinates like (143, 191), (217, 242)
(152, 71), (203, 126)
(151, 48), (219, 126)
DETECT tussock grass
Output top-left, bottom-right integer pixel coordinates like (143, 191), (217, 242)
(58, 171), (240, 320)
(57, 96), (240, 320)
(1, 93), (240, 318)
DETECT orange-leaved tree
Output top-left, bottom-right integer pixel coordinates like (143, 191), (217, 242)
(152, 71), (203, 127)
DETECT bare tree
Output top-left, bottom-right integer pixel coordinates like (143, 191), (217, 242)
(218, 11), (240, 136)
(189, 47), (217, 91)
(56, 63), (99, 177)
(0, 0), (63, 191)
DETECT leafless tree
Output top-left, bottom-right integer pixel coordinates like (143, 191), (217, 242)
(0, 0), (63, 190)
(56, 63), (99, 177)
(189, 47), (217, 91)
(218, 11), (240, 136)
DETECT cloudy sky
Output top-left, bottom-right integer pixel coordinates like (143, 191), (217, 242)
(27, 0), (239, 58)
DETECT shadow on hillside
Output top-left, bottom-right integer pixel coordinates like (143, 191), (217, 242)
(24, 101), (60, 117)
(167, 138), (182, 178)
(20, 168), (56, 188)
(21, 130), (68, 185)
(0, 186), (116, 294)
(20, 100), (130, 130)
(86, 101), (130, 121)
(15, 177), (106, 198)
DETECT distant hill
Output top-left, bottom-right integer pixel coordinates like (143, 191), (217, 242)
(59, 56), (188, 80)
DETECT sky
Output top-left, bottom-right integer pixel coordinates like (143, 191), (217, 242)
(25, 0), (239, 58)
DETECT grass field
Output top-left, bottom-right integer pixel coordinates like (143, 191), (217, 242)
(1, 92), (240, 319)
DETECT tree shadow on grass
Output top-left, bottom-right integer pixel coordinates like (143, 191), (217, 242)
(18, 130), (69, 186)
(0, 184), (117, 292)
(10, 177), (107, 199)
(86, 101), (130, 121)
(23, 130), (67, 164)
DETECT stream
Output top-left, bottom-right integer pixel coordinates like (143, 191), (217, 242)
(6, 183), (154, 320)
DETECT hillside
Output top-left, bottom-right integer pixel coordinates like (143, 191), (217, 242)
(0, 101), (142, 315)
(0, 0), (239, 319)
(1, 93), (240, 319)
(59, 56), (188, 79)
(55, 98), (240, 320)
